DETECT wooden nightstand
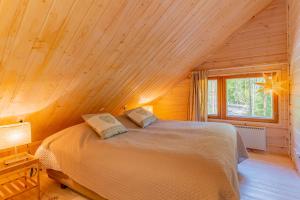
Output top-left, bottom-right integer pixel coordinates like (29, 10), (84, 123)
(0, 152), (40, 200)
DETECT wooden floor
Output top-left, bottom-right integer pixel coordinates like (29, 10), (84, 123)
(12, 153), (300, 200)
(239, 153), (300, 200)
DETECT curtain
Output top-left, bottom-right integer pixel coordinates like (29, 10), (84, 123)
(188, 70), (208, 121)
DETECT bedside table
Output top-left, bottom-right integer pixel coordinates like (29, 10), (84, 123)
(0, 152), (40, 199)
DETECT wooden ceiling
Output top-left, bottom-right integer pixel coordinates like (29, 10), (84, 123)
(0, 0), (272, 140)
(201, 0), (287, 69)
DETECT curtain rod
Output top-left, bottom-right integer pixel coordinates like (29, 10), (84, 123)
(188, 64), (286, 77)
(193, 62), (286, 72)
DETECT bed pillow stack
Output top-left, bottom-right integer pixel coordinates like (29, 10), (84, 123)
(82, 113), (127, 139)
(125, 107), (157, 128)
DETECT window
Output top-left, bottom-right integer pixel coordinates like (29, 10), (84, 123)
(207, 74), (278, 123)
(226, 77), (273, 119)
(208, 79), (218, 115)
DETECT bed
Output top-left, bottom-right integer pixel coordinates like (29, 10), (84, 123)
(36, 116), (248, 200)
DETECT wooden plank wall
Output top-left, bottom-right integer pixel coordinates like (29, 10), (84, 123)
(153, 0), (289, 155)
(0, 0), (272, 142)
(153, 79), (190, 120)
(288, 0), (300, 169)
(201, 0), (287, 69)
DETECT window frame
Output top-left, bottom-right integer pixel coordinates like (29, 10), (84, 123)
(208, 73), (279, 123)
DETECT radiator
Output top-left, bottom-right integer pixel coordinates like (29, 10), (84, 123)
(235, 125), (266, 151)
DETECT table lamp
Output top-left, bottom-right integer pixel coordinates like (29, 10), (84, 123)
(0, 122), (31, 165)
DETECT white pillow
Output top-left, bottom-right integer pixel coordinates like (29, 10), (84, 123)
(82, 113), (127, 139)
(126, 107), (157, 128)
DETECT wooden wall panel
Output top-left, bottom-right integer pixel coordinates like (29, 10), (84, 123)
(201, 0), (287, 69)
(0, 0), (272, 141)
(288, 0), (300, 170)
(153, 79), (190, 120)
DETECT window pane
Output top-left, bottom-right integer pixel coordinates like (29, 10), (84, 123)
(208, 79), (218, 115)
(226, 77), (273, 118)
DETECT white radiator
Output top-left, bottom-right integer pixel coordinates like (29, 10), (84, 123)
(235, 125), (266, 151)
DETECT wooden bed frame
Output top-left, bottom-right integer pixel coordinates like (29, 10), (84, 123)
(47, 169), (107, 200)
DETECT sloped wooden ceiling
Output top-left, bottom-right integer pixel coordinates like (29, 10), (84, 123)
(0, 0), (272, 141)
(200, 0), (287, 69)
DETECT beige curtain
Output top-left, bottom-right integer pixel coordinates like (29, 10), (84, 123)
(188, 70), (208, 121)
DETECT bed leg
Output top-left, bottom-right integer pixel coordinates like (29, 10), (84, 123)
(60, 184), (68, 189)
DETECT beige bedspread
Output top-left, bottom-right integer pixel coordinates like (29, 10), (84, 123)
(36, 117), (248, 200)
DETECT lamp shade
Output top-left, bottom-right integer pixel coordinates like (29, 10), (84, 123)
(0, 122), (31, 150)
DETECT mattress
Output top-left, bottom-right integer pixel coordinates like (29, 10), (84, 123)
(36, 116), (248, 200)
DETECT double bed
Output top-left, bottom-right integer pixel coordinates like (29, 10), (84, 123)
(36, 116), (248, 200)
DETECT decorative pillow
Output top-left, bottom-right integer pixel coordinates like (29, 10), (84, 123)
(82, 113), (127, 139)
(125, 107), (157, 128)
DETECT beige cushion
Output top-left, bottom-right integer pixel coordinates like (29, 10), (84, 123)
(126, 107), (157, 128)
(82, 113), (127, 139)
